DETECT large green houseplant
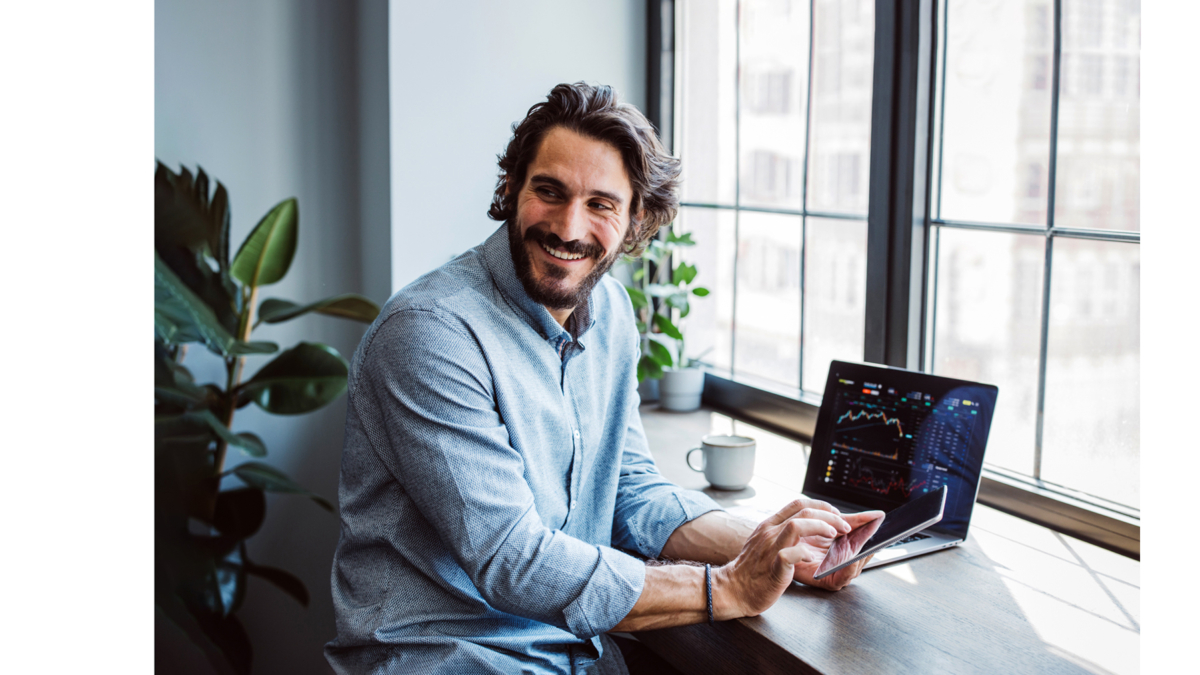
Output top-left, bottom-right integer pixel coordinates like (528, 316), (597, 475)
(154, 163), (379, 674)
(623, 226), (710, 410)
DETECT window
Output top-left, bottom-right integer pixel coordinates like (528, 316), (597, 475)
(675, 0), (872, 395)
(664, 0), (1139, 541)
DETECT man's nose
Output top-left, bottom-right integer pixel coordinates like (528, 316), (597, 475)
(549, 199), (589, 243)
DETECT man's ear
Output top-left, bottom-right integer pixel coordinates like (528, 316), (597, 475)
(505, 175), (516, 199)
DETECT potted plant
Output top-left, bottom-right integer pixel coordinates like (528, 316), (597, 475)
(154, 163), (380, 674)
(623, 227), (710, 411)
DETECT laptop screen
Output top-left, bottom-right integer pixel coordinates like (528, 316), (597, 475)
(803, 361), (998, 539)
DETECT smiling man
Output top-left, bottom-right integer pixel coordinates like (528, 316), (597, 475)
(326, 83), (878, 675)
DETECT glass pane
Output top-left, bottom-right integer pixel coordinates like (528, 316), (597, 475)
(931, 227), (1044, 475)
(1054, 0), (1140, 232)
(802, 217), (867, 394)
(938, 0), (1053, 226)
(1042, 238), (1139, 508)
(734, 211), (801, 389)
(807, 0), (873, 216)
(738, 0), (810, 211)
(679, 0), (738, 206)
(677, 207), (736, 373)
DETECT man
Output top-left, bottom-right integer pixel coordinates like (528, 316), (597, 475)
(326, 82), (879, 674)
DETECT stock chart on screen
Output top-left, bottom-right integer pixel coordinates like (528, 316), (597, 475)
(821, 378), (984, 509)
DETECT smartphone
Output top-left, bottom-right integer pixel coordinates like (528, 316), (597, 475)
(812, 485), (947, 580)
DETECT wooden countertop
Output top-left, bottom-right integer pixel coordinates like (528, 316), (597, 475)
(634, 405), (1140, 675)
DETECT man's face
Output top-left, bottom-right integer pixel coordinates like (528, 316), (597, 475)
(508, 126), (635, 313)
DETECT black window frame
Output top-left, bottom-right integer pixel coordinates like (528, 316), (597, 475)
(648, 0), (1139, 559)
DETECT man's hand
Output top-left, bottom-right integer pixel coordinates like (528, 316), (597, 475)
(788, 506), (886, 591)
(712, 499), (856, 619)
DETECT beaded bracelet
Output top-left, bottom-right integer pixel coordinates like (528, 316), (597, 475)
(705, 564), (714, 626)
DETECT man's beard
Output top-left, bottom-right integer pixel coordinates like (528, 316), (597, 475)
(508, 220), (622, 311)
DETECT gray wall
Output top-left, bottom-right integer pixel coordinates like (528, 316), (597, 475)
(157, 0), (645, 671)
(389, 0), (648, 290)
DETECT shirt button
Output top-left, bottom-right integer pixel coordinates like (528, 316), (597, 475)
(573, 430), (580, 438)
(571, 500), (578, 509)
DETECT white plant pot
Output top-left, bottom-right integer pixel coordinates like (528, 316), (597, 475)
(659, 367), (705, 412)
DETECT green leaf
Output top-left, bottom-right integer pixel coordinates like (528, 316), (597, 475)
(652, 313), (683, 341)
(157, 411), (267, 458)
(231, 198), (298, 287)
(245, 563), (310, 608)
(257, 294), (381, 326)
(229, 461), (334, 512)
(625, 285), (649, 310)
(234, 432), (267, 458)
(156, 252), (279, 357)
(239, 342), (349, 415)
(209, 182), (231, 269)
(638, 355), (664, 381)
(213, 488), (266, 539)
(155, 342), (208, 410)
(672, 263), (698, 286)
(665, 230), (695, 246)
(647, 339), (674, 368)
(692, 286), (711, 297)
(665, 292), (690, 312)
(155, 163), (242, 336)
(645, 240), (669, 265)
(632, 267), (645, 282)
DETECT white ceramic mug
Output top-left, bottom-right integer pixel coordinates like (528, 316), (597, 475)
(686, 434), (756, 490)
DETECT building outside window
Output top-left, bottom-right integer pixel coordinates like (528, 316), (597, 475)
(666, 0), (1139, 522)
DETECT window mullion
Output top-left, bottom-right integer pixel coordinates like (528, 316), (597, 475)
(864, 0), (936, 370)
(799, 0), (816, 393)
(1034, 0), (1065, 481)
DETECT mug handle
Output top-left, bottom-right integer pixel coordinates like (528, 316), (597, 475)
(686, 447), (705, 472)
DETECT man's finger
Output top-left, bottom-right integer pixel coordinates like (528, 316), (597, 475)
(775, 517), (838, 548)
(791, 508), (851, 534)
(841, 510), (885, 530)
(763, 498), (815, 526)
(779, 542), (815, 565)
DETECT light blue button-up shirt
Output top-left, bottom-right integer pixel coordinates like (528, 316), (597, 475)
(326, 223), (722, 674)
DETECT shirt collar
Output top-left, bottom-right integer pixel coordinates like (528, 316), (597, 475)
(481, 222), (597, 344)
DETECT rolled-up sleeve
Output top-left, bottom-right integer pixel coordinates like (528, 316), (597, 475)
(355, 308), (645, 637)
(610, 381), (723, 559)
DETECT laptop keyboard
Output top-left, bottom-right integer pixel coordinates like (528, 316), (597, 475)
(887, 532), (931, 548)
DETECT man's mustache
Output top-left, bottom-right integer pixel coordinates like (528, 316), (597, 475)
(524, 228), (605, 260)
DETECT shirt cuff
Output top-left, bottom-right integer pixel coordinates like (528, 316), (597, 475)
(562, 546), (646, 639)
(637, 490), (724, 559)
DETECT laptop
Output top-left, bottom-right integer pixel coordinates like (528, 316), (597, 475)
(800, 360), (998, 569)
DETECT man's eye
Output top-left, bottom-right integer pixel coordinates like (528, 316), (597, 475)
(537, 187), (560, 199)
(590, 202), (612, 211)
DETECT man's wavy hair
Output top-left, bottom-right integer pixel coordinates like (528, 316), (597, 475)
(487, 82), (681, 257)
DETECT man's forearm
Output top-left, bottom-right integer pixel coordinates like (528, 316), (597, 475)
(609, 511), (756, 632)
(659, 510), (755, 564)
(610, 502), (861, 632)
(610, 561), (740, 632)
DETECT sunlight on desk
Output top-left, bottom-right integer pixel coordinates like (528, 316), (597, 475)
(639, 404), (1140, 675)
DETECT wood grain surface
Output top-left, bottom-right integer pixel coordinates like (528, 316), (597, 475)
(635, 405), (1140, 675)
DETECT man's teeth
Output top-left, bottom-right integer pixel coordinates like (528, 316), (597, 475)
(542, 243), (585, 261)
